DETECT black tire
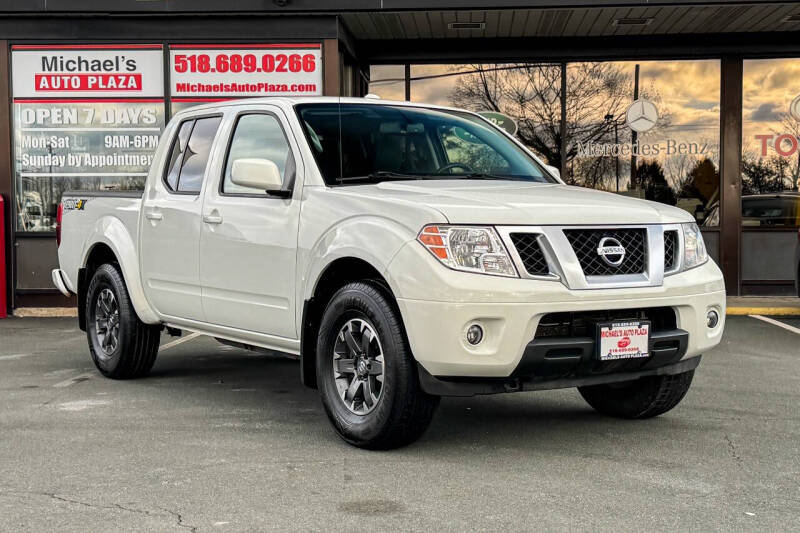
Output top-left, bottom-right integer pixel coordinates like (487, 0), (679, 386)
(85, 263), (161, 379)
(316, 281), (439, 449)
(578, 370), (694, 419)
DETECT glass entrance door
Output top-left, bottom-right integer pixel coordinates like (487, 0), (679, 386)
(741, 59), (800, 295)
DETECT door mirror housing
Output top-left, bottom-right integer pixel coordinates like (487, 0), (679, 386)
(544, 164), (561, 179)
(231, 158), (284, 193)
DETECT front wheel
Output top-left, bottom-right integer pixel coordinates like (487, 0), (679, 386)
(86, 263), (161, 379)
(316, 281), (439, 449)
(578, 370), (695, 419)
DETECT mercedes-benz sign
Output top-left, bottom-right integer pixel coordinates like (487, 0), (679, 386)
(625, 99), (658, 133)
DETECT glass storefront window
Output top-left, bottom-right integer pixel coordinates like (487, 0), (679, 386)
(13, 101), (166, 231)
(740, 58), (800, 295)
(565, 60), (721, 226)
(742, 58), (800, 228)
(368, 65), (406, 101)
(410, 63), (562, 164)
(395, 61), (721, 225)
(170, 100), (211, 114)
(11, 44), (166, 233)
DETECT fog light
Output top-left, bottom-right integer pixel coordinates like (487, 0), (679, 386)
(706, 310), (719, 328)
(466, 324), (484, 345)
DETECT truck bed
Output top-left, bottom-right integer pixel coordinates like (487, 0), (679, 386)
(57, 190), (144, 295)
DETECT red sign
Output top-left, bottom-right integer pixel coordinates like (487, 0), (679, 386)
(169, 44), (322, 99)
(34, 73), (143, 92)
(0, 195), (6, 319)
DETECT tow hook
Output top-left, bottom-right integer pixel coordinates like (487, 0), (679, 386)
(504, 379), (522, 393)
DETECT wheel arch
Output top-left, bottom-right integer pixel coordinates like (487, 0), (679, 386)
(300, 256), (398, 389)
(79, 217), (160, 327)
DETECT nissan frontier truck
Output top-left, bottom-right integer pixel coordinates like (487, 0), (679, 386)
(53, 97), (726, 448)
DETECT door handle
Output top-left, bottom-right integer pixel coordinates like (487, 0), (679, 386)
(203, 214), (223, 225)
(145, 212), (163, 221)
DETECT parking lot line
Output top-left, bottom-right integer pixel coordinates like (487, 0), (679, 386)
(749, 314), (800, 335)
(0, 353), (30, 361)
(160, 332), (201, 351)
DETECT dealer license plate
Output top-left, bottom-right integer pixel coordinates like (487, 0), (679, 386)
(596, 321), (650, 361)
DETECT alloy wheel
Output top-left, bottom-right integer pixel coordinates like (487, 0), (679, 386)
(332, 318), (385, 415)
(94, 288), (120, 357)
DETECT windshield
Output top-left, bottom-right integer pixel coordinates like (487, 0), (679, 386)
(295, 103), (554, 185)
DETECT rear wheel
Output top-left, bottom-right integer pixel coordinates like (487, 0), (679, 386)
(578, 370), (694, 419)
(86, 263), (161, 379)
(316, 281), (439, 449)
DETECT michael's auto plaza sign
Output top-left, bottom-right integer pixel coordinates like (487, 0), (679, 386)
(10, 43), (323, 232)
(12, 45), (165, 98)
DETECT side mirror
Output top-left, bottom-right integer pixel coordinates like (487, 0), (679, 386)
(544, 165), (560, 179)
(231, 158), (283, 192)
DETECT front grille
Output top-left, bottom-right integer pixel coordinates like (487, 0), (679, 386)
(563, 228), (647, 276)
(535, 307), (677, 338)
(510, 233), (549, 275)
(664, 230), (678, 271)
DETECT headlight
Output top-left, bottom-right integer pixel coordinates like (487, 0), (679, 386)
(682, 222), (708, 269)
(417, 225), (518, 277)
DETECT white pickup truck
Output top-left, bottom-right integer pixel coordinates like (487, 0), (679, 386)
(53, 97), (725, 449)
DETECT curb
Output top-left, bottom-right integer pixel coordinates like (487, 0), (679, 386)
(726, 307), (800, 316)
(11, 307), (78, 318)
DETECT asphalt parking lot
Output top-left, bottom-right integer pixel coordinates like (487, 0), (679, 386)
(1, 315), (798, 532)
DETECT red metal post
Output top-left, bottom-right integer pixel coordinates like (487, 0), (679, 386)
(0, 196), (6, 318)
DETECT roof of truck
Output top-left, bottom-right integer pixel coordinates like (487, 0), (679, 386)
(172, 96), (467, 116)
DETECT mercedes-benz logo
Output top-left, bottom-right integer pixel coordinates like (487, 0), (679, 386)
(790, 95), (800, 122)
(625, 99), (658, 133)
(597, 237), (626, 267)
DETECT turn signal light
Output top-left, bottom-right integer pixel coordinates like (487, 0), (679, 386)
(418, 226), (448, 260)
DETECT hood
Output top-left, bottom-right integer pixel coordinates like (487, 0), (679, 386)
(337, 180), (694, 226)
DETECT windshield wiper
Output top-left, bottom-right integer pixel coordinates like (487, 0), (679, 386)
(337, 171), (528, 184)
(338, 171), (423, 183)
(432, 172), (524, 181)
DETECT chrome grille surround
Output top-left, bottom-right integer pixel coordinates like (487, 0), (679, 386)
(563, 228), (648, 276)
(497, 224), (685, 289)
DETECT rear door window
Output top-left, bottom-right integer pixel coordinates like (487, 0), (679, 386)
(164, 120), (193, 191)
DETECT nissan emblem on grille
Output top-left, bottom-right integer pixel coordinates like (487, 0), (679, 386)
(597, 237), (626, 267)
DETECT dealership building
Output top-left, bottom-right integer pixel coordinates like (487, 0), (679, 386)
(1, 0), (800, 312)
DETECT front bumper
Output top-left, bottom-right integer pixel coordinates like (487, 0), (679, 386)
(417, 355), (702, 397)
(389, 243), (725, 379)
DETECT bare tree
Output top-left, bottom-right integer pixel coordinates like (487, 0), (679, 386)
(449, 62), (668, 189)
(450, 63), (563, 165)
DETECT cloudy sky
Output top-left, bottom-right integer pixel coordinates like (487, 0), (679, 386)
(371, 60), (723, 180)
(373, 59), (799, 159)
(742, 58), (800, 156)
